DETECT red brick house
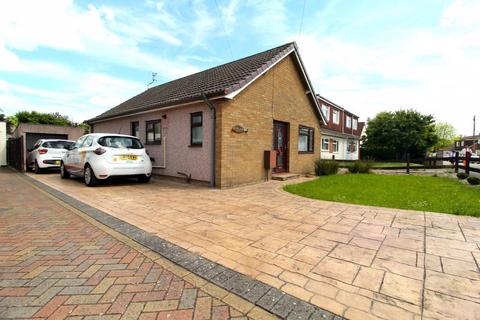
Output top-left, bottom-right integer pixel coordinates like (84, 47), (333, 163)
(317, 95), (362, 160)
(87, 43), (327, 187)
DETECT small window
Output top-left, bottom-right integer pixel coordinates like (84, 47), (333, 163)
(298, 126), (314, 153)
(353, 118), (358, 130)
(322, 138), (329, 151)
(190, 112), (203, 146)
(346, 116), (352, 128)
(321, 105), (330, 122)
(146, 120), (161, 144)
(332, 139), (339, 153)
(348, 141), (357, 153)
(333, 110), (340, 124)
(131, 121), (139, 138)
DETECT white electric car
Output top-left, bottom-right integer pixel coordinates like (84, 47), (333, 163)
(61, 133), (152, 187)
(27, 139), (75, 173)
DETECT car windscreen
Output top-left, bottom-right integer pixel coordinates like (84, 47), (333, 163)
(97, 136), (144, 149)
(42, 141), (75, 149)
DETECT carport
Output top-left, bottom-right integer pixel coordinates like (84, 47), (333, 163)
(7, 123), (84, 171)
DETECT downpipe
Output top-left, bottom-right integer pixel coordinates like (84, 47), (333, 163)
(201, 93), (216, 188)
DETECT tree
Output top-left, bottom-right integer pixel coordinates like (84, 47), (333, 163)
(362, 109), (438, 160)
(0, 108), (5, 121)
(14, 111), (74, 126)
(433, 122), (456, 150)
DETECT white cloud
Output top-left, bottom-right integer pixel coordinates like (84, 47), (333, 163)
(296, 0), (480, 133)
(0, 73), (145, 122)
(0, 41), (23, 71)
(441, 0), (480, 27)
(0, 0), (197, 79)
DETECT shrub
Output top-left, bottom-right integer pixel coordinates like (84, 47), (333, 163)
(457, 172), (469, 180)
(314, 160), (339, 176)
(467, 177), (480, 185)
(347, 161), (371, 174)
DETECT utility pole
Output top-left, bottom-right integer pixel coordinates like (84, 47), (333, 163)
(474, 115), (476, 138)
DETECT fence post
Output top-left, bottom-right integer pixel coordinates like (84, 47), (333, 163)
(455, 152), (459, 173)
(466, 153), (471, 175)
(406, 153), (410, 174)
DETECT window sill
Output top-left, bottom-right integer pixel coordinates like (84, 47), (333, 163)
(145, 141), (162, 145)
(189, 144), (203, 148)
(298, 151), (314, 154)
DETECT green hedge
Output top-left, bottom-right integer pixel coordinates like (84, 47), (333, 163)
(314, 160), (339, 176)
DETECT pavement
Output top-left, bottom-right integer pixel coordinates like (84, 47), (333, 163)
(6, 169), (480, 320)
(0, 169), (279, 320)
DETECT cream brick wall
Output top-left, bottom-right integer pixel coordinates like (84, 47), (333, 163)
(216, 55), (322, 188)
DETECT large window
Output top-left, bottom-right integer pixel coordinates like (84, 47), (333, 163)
(190, 112), (203, 146)
(321, 105), (330, 122)
(353, 118), (358, 130)
(332, 139), (339, 152)
(346, 116), (352, 128)
(131, 121), (139, 138)
(322, 138), (329, 151)
(298, 126), (314, 153)
(146, 120), (161, 144)
(333, 110), (340, 124)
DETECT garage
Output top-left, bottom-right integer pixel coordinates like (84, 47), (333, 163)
(7, 123), (84, 171)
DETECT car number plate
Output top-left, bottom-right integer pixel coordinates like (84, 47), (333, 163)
(120, 155), (138, 161)
(55, 160), (61, 165)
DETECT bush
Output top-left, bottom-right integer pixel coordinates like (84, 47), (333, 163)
(314, 160), (339, 176)
(467, 177), (480, 185)
(457, 172), (469, 180)
(347, 161), (371, 174)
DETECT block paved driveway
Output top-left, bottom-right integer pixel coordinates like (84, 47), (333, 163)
(27, 172), (480, 320)
(0, 169), (261, 320)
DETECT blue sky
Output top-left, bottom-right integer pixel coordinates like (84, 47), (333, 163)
(1, 0), (479, 134)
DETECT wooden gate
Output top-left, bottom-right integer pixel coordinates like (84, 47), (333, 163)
(7, 136), (24, 171)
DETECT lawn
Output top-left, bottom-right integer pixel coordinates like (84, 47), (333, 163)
(284, 174), (480, 216)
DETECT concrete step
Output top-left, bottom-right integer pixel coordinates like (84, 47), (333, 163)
(271, 173), (301, 181)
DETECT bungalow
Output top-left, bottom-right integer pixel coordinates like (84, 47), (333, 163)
(317, 95), (362, 160)
(87, 42), (327, 188)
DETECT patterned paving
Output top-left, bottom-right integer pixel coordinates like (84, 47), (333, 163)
(0, 169), (264, 320)
(26, 172), (480, 320)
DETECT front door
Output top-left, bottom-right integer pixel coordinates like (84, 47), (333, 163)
(273, 121), (289, 173)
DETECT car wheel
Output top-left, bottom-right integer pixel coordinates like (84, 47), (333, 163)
(60, 162), (70, 179)
(138, 175), (151, 183)
(34, 160), (41, 174)
(84, 164), (99, 187)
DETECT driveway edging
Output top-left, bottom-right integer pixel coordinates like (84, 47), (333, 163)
(20, 173), (343, 320)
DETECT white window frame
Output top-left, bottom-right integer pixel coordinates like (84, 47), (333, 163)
(333, 110), (340, 124)
(346, 116), (352, 128)
(332, 139), (339, 153)
(321, 138), (329, 151)
(353, 118), (358, 130)
(321, 105), (330, 122)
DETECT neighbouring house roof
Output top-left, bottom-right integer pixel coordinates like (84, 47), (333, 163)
(321, 128), (361, 140)
(357, 121), (365, 134)
(316, 95), (359, 118)
(458, 135), (480, 141)
(88, 42), (325, 124)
